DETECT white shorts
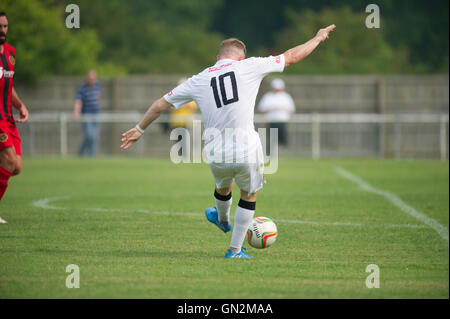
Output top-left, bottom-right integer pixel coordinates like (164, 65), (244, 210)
(208, 146), (265, 195)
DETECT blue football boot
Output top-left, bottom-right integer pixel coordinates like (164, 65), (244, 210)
(225, 247), (253, 259)
(205, 207), (232, 233)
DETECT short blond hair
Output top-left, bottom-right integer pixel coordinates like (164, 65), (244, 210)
(219, 38), (246, 57)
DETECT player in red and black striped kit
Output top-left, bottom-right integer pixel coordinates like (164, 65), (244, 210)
(0, 12), (30, 223)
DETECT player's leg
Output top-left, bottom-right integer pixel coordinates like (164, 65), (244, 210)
(0, 146), (19, 201)
(10, 155), (22, 176)
(205, 163), (234, 233)
(205, 183), (233, 233)
(214, 184), (233, 224)
(9, 122), (23, 176)
(1, 120), (22, 202)
(0, 149), (20, 223)
(1, 121), (23, 224)
(228, 190), (257, 256)
(226, 147), (264, 258)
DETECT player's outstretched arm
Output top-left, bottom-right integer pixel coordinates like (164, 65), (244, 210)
(284, 24), (336, 67)
(12, 87), (29, 123)
(120, 97), (172, 150)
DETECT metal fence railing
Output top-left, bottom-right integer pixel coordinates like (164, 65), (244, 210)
(19, 112), (449, 160)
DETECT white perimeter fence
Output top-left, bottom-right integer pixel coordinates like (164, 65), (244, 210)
(20, 112), (449, 160)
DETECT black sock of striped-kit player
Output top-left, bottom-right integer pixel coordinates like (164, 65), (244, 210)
(214, 190), (232, 224)
(230, 199), (256, 254)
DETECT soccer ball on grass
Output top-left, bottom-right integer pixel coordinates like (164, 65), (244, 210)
(246, 217), (278, 249)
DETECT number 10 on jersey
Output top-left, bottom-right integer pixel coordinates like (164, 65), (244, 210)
(210, 71), (239, 108)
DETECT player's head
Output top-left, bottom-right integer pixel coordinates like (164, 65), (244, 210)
(85, 69), (97, 86)
(218, 38), (246, 61)
(0, 12), (8, 45)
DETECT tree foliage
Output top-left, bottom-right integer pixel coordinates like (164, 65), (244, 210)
(211, 0), (448, 73)
(1, 0), (447, 82)
(275, 7), (412, 74)
(69, 0), (223, 74)
(2, 0), (101, 83)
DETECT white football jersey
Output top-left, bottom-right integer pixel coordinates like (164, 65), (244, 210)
(164, 54), (285, 162)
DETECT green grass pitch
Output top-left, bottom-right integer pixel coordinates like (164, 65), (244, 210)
(0, 158), (448, 298)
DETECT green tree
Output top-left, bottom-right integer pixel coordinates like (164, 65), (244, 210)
(2, 0), (102, 83)
(212, 0), (449, 74)
(380, 0), (449, 73)
(69, 0), (223, 75)
(274, 7), (412, 74)
(3, 0), (447, 79)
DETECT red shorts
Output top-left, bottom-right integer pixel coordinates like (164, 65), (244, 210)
(0, 119), (22, 156)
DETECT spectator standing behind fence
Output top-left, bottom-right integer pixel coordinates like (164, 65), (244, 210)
(257, 78), (295, 147)
(73, 70), (101, 157)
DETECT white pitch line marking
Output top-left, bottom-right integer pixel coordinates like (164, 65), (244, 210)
(273, 218), (426, 229)
(32, 196), (427, 230)
(31, 196), (71, 210)
(335, 166), (449, 245)
(88, 207), (202, 218)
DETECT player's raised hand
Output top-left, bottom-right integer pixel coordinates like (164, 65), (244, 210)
(120, 127), (143, 150)
(315, 24), (336, 42)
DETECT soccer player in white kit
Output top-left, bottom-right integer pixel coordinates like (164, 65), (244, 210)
(121, 24), (335, 258)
